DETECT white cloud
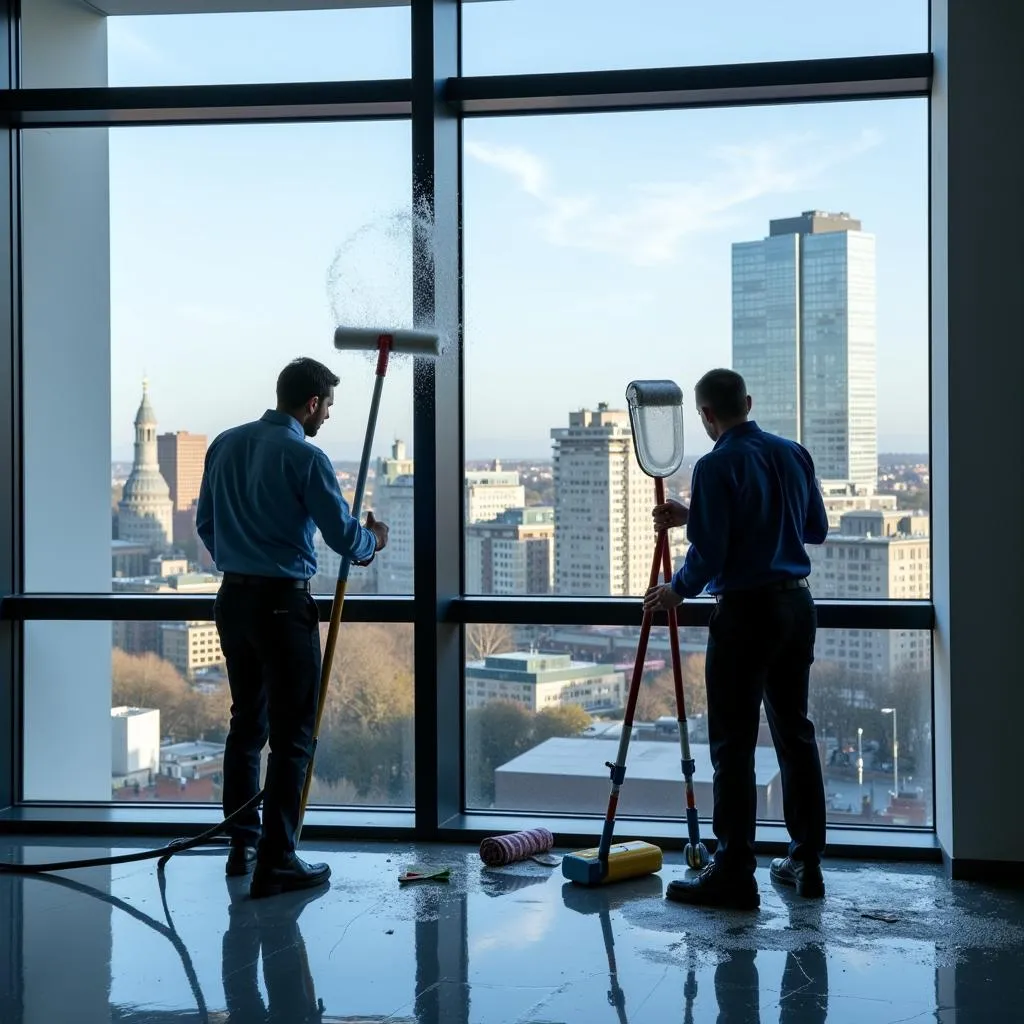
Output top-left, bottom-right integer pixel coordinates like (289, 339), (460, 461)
(466, 142), (549, 199)
(466, 130), (883, 267)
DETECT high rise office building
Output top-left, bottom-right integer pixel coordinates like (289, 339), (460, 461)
(551, 404), (652, 597)
(732, 210), (878, 494)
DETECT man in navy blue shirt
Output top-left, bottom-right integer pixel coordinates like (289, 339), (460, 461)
(644, 368), (829, 910)
(197, 357), (388, 899)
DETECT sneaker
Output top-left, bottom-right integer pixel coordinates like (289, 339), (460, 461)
(225, 842), (257, 878)
(665, 863), (760, 911)
(770, 856), (825, 898)
(250, 854), (332, 900)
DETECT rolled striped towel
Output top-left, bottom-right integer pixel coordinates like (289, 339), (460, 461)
(479, 828), (555, 867)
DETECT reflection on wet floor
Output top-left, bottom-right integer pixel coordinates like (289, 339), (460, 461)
(1, 839), (1022, 1022)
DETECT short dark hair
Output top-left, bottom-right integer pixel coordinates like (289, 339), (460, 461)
(695, 369), (748, 420)
(276, 357), (339, 409)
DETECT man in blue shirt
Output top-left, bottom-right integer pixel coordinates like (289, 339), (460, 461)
(644, 369), (829, 910)
(197, 357), (388, 899)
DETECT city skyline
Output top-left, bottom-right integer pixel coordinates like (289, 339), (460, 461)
(107, 13), (929, 465)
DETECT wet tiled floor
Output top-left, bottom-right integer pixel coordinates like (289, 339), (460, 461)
(0, 838), (1022, 1022)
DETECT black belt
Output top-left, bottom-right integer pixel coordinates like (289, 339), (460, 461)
(222, 572), (310, 592)
(715, 578), (809, 600)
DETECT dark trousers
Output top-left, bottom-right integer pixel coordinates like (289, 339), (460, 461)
(705, 584), (826, 875)
(214, 582), (322, 864)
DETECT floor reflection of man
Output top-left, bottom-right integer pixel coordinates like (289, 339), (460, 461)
(711, 936), (828, 1022)
(222, 883), (326, 1023)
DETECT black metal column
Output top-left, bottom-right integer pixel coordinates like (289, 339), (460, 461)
(0, 0), (21, 814)
(411, 0), (462, 835)
(0, 1), (22, 1016)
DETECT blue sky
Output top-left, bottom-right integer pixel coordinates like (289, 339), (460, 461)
(107, 2), (929, 463)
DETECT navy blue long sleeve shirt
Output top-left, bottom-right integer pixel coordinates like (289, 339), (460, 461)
(196, 410), (376, 579)
(671, 420), (829, 599)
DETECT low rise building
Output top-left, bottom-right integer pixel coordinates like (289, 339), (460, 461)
(465, 651), (625, 713)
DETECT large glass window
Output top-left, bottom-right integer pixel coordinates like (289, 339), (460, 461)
(462, 0), (927, 76)
(23, 619), (413, 807)
(464, 100), (929, 600)
(22, 5), (410, 90)
(10, 1), (936, 842)
(465, 624), (933, 828)
(22, 121), (416, 599)
(108, 10), (410, 87)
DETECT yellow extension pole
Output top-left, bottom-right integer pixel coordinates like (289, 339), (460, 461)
(296, 573), (349, 842)
(295, 336), (393, 843)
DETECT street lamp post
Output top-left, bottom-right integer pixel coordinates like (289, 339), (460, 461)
(857, 726), (864, 788)
(882, 707), (898, 800)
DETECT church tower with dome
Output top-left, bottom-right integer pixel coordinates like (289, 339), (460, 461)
(118, 379), (174, 553)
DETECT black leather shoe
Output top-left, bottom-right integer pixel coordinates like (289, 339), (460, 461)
(666, 863), (760, 911)
(770, 856), (825, 898)
(225, 842), (257, 877)
(249, 855), (332, 900)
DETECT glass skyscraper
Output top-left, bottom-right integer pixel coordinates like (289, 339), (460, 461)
(732, 211), (878, 494)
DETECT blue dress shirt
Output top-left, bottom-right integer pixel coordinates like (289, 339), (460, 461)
(196, 410), (376, 579)
(671, 421), (829, 598)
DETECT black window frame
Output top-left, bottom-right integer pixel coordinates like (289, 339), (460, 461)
(0, 0), (936, 857)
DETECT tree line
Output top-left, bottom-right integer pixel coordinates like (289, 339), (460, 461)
(112, 620), (932, 804)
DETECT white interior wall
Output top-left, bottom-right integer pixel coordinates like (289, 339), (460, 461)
(20, 0), (112, 800)
(931, 0), (1024, 868)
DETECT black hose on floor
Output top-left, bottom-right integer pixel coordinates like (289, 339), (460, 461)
(0, 790), (263, 873)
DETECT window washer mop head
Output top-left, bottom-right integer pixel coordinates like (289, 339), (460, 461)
(333, 327), (444, 358)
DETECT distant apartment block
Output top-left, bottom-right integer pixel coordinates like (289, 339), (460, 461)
(368, 439), (415, 593)
(808, 509), (930, 675)
(158, 431), (207, 511)
(158, 430), (208, 551)
(820, 481), (898, 530)
(160, 621), (225, 678)
(551, 404), (654, 596)
(465, 506), (554, 595)
(465, 462), (526, 523)
(465, 651), (626, 713)
(312, 440), (416, 595)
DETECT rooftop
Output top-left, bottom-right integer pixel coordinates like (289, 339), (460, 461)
(497, 737), (781, 786)
(111, 706), (158, 719)
(160, 741), (225, 760)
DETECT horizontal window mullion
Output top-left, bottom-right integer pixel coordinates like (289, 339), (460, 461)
(451, 597), (934, 631)
(448, 52), (932, 117)
(2, 80), (413, 128)
(1, 53), (932, 127)
(0, 594), (415, 622)
(1, 594), (933, 629)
